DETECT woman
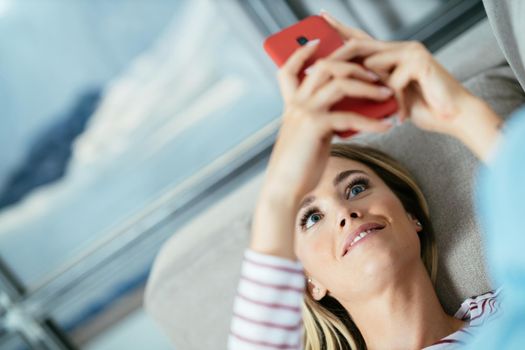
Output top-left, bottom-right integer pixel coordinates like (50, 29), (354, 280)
(229, 12), (504, 350)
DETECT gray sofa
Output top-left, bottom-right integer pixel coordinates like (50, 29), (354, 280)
(144, 18), (525, 349)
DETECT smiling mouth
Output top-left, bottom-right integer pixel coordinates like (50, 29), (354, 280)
(343, 225), (385, 256)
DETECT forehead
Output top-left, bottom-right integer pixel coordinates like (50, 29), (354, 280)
(324, 156), (373, 178)
(311, 156), (377, 193)
(298, 156), (385, 209)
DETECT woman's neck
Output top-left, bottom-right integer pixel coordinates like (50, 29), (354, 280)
(339, 263), (465, 350)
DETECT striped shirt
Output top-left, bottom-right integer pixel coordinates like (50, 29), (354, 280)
(228, 249), (501, 350)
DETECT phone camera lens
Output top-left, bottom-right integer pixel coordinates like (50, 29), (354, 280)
(296, 36), (309, 46)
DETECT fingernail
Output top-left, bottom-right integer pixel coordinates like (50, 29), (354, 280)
(319, 9), (329, 16)
(306, 38), (320, 47)
(305, 66), (315, 75)
(379, 87), (393, 96)
(366, 71), (380, 81)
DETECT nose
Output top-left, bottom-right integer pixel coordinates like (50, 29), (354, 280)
(339, 211), (361, 228)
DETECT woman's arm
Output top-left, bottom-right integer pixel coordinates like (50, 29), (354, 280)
(229, 30), (394, 349)
(228, 250), (305, 350)
(447, 96), (503, 162)
(250, 37), (393, 260)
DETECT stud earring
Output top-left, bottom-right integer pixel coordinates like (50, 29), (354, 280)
(308, 278), (320, 295)
(416, 221), (422, 227)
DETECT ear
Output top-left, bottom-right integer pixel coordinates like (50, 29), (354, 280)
(307, 278), (328, 301)
(407, 213), (423, 233)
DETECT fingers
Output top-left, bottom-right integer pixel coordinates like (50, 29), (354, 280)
(386, 63), (415, 120)
(297, 60), (379, 99)
(283, 39), (321, 74)
(328, 111), (393, 134)
(295, 39), (389, 100)
(363, 48), (401, 73)
(364, 41), (427, 80)
(277, 39), (320, 101)
(309, 60), (379, 82)
(311, 79), (393, 110)
(361, 41), (431, 121)
(328, 38), (387, 62)
(320, 11), (373, 40)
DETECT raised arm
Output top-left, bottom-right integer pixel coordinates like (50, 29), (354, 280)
(251, 38), (393, 260)
(229, 33), (394, 350)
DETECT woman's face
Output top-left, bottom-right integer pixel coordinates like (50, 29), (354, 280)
(294, 157), (423, 303)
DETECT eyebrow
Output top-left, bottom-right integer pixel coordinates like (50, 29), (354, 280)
(298, 170), (368, 211)
(333, 169), (367, 187)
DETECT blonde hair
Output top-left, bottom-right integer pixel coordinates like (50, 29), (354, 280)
(302, 143), (438, 350)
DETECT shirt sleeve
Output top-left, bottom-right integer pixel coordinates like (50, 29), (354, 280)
(228, 249), (305, 350)
(466, 105), (525, 349)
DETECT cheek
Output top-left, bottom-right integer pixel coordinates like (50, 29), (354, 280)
(295, 229), (333, 270)
(371, 191), (408, 227)
(380, 194), (421, 251)
(381, 193), (405, 217)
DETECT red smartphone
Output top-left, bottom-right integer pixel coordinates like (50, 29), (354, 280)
(263, 15), (397, 137)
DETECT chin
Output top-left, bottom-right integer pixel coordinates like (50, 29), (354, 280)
(348, 245), (415, 293)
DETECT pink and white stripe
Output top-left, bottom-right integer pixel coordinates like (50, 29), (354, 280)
(228, 250), (305, 350)
(424, 288), (502, 349)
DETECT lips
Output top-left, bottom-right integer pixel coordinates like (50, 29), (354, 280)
(341, 222), (386, 257)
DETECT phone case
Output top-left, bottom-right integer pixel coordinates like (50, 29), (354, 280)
(263, 15), (398, 137)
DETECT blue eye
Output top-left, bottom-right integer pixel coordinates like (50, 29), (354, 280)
(305, 213), (322, 229)
(350, 184), (366, 197)
(300, 209), (323, 230)
(346, 177), (370, 199)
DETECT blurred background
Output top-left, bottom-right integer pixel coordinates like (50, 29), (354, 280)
(0, 0), (486, 349)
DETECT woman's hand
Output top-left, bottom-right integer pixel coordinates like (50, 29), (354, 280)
(359, 40), (475, 132)
(251, 39), (394, 259)
(361, 39), (503, 161)
(270, 39), (394, 198)
(321, 11), (503, 161)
